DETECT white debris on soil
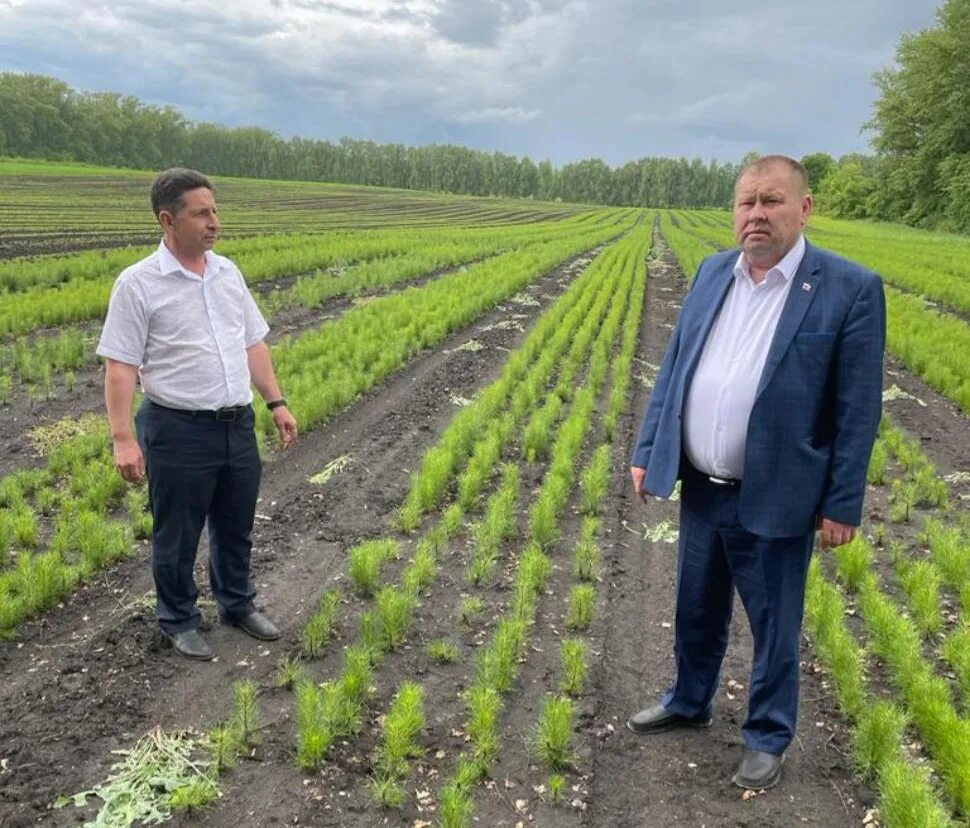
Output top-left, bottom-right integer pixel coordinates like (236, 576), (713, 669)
(449, 339), (485, 353)
(642, 520), (679, 544)
(309, 453), (353, 485)
(882, 384), (926, 406)
(508, 292), (541, 307)
(482, 319), (526, 332)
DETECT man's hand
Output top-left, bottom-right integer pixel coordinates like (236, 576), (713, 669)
(630, 466), (650, 504)
(272, 406), (298, 448)
(113, 437), (146, 483)
(816, 517), (857, 549)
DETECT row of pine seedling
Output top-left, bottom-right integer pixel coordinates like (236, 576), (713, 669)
(277, 223), (649, 825)
(54, 219), (652, 825)
(0, 217), (636, 635)
(806, 412), (970, 827)
(0, 213), (632, 397)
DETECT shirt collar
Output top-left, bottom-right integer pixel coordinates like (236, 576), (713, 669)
(157, 240), (221, 279)
(733, 234), (806, 285)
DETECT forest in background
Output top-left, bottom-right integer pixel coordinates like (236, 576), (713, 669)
(0, 0), (966, 228)
(0, 72), (738, 209)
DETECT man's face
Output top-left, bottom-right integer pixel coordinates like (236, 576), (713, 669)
(161, 187), (220, 257)
(733, 163), (812, 270)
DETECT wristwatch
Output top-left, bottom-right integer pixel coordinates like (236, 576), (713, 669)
(266, 398), (288, 411)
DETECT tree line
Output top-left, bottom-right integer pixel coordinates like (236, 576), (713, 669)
(1, 0), (966, 231)
(0, 73), (738, 209)
(805, 0), (969, 232)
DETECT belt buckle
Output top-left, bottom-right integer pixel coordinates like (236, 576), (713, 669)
(215, 407), (238, 422)
(707, 475), (734, 486)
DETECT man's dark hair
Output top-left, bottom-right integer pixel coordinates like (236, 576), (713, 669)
(150, 168), (213, 218)
(736, 155), (810, 196)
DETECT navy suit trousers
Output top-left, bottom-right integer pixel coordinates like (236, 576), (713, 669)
(662, 463), (814, 755)
(136, 399), (261, 635)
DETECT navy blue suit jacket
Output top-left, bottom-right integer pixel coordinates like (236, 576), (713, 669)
(631, 241), (886, 538)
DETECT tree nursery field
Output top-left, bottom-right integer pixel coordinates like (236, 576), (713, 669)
(0, 161), (968, 828)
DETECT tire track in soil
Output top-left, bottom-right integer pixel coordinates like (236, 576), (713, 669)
(585, 242), (869, 827)
(0, 249), (599, 828)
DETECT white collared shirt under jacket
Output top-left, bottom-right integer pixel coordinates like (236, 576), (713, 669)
(683, 235), (807, 481)
(96, 241), (270, 411)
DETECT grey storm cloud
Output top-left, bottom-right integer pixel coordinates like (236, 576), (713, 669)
(0, 0), (942, 164)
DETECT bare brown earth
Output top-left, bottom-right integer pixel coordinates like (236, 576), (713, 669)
(1, 236), (968, 828)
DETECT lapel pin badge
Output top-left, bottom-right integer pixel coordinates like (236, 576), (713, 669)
(801, 282), (812, 292)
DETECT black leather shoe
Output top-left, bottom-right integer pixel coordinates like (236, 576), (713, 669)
(627, 703), (713, 734)
(166, 628), (214, 661)
(226, 610), (281, 641)
(732, 748), (784, 790)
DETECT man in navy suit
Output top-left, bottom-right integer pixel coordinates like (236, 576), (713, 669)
(627, 155), (885, 790)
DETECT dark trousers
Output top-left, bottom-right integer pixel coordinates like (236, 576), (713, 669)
(136, 399), (261, 635)
(661, 464), (814, 755)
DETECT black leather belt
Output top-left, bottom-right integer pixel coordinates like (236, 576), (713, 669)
(197, 405), (250, 421)
(685, 460), (740, 487)
(146, 400), (250, 421)
(706, 474), (740, 487)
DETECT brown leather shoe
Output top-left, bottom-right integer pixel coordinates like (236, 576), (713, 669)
(627, 703), (713, 734)
(732, 748), (784, 789)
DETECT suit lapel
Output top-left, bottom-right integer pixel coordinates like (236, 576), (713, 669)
(755, 243), (822, 399)
(682, 259), (736, 391)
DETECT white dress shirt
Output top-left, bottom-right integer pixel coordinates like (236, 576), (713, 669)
(683, 235), (806, 480)
(97, 241), (270, 410)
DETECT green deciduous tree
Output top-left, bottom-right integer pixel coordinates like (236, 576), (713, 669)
(815, 156), (878, 219)
(0, 71), (739, 210)
(867, 0), (970, 229)
(801, 152), (836, 191)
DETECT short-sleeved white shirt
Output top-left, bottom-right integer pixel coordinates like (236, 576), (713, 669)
(97, 241), (270, 410)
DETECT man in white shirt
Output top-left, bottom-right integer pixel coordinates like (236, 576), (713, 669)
(627, 156), (885, 789)
(98, 168), (298, 660)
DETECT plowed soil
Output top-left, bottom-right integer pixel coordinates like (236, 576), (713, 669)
(1, 235), (967, 828)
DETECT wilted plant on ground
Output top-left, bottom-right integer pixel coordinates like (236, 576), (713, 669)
(55, 727), (218, 824)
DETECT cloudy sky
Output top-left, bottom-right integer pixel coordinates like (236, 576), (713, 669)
(0, 0), (941, 166)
